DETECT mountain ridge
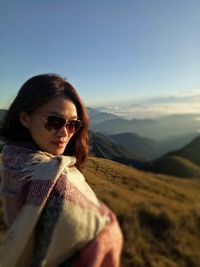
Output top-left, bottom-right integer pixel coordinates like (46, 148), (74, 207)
(148, 136), (200, 178)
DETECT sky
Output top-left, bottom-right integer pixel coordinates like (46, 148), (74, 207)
(0, 0), (200, 117)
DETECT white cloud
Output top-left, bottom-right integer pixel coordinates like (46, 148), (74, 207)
(176, 89), (200, 98)
(95, 92), (200, 119)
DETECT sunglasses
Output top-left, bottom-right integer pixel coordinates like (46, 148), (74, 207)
(43, 115), (82, 133)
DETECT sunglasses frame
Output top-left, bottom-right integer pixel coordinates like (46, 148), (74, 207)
(42, 115), (82, 133)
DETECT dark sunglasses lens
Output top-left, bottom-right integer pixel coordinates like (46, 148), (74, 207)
(67, 120), (82, 133)
(45, 116), (82, 132)
(45, 116), (66, 130)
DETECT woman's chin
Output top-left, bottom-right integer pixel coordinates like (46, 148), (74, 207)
(42, 144), (66, 156)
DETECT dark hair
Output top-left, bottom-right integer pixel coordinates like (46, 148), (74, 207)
(0, 74), (89, 169)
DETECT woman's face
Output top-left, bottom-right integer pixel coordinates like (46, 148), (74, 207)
(20, 96), (78, 155)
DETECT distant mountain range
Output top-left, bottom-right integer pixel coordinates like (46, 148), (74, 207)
(89, 131), (200, 178)
(89, 131), (147, 169)
(87, 106), (200, 179)
(89, 131), (136, 160)
(108, 132), (161, 161)
(90, 130), (200, 166)
(87, 107), (118, 125)
(87, 108), (200, 167)
(88, 107), (200, 141)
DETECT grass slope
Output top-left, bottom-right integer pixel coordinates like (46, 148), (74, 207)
(149, 136), (200, 178)
(169, 136), (200, 165)
(83, 157), (200, 267)
(150, 156), (200, 178)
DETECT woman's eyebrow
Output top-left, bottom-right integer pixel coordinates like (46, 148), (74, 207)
(48, 111), (63, 116)
(49, 111), (78, 119)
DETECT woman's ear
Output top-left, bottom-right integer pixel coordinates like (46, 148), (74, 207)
(19, 111), (30, 128)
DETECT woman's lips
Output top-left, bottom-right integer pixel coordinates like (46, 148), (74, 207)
(51, 141), (66, 148)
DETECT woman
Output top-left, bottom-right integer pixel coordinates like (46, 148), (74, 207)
(0, 74), (123, 267)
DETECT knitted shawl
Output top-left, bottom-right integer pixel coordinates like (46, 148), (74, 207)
(0, 142), (121, 267)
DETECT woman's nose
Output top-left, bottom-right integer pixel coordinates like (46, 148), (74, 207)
(56, 126), (69, 137)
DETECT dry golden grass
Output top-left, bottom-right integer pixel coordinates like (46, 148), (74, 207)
(83, 157), (200, 267)
(152, 155), (200, 178)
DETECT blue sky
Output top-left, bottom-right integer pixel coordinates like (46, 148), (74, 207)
(1, 0), (200, 109)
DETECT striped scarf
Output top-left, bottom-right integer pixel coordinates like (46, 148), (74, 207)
(0, 142), (122, 267)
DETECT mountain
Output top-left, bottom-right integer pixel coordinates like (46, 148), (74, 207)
(90, 131), (200, 178)
(109, 132), (161, 161)
(149, 156), (200, 178)
(149, 136), (200, 178)
(89, 131), (148, 168)
(90, 117), (159, 136)
(89, 110), (200, 141)
(1, 157), (200, 267)
(89, 131), (145, 164)
(87, 107), (101, 117)
(87, 107), (119, 125)
(0, 109), (6, 125)
(108, 132), (200, 162)
(89, 131), (134, 159)
(168, 136), (200, 165)
(158, 132), (199, 156)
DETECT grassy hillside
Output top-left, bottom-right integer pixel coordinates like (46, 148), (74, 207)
(83, 157), (200, 267)
(149, 136), (200, 178)
(169, 136), (200, 165)
(150, 156), (200, 178)
(0, 157), (200, 267)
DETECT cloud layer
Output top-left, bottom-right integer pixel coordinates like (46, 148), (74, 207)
(95, 91), (200, 119)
